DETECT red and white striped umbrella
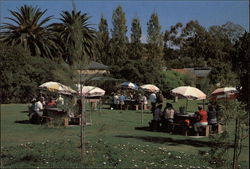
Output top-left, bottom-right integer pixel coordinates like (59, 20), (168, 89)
(210, 87), (238, 100)
(140, 84), (160, 93)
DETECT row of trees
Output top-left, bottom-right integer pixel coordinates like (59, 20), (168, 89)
(0, 5), (249, 107)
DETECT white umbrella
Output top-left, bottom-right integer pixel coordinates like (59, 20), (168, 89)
(76, 85), (105, 97)
(171, 86), (206, 100)
(171, 86), (206, 113)
(140, 84), (160, 93)
(39, 82), (76, 95)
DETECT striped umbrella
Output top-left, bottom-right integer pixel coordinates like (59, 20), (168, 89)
(39, 82), (76, 95)
(210, 87), (238, 100)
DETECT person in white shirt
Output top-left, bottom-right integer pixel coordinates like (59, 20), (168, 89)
(149, 92), (157, 113)
(34, 97), (44, 117)
(113, 93), (120, 109)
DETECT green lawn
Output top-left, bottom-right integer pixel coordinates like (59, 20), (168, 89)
(1, 100), (249, 168)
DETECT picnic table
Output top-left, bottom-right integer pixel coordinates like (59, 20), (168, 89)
(44, 107), (66, 117)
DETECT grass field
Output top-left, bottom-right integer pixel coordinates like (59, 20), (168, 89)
(1, 99), (249, 168)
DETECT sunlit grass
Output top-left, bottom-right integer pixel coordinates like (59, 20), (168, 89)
(1, 100), (249, 168)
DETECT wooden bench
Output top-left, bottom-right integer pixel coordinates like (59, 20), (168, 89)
(64, 117), (81, 126)
(198, 125), (210, 136)
(172, 123), (191, 136)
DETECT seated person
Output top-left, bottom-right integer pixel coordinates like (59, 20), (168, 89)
(29, 97), (44, 123)
(163, 103), (175, 123)
(28, 97), (36, 117)
(193, 106), (208, 135)
(207, 105), (218, 132)
(46, 97), (57, 108)
(162, 103), (175, 132)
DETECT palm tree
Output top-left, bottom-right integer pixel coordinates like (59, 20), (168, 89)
(51, 10), (96, 65)
(0, 5), (60, 59)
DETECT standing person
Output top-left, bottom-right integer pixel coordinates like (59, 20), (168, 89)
(194, 106), (208, 135)
(56, 94), (64, 106)
(114, 93), (120, 109)
(156, 91), (164, 106)
(119, 93), (126, 110)
(207, 105), (218, 132)
(149, 92), (157, 113)
(142, 94), (148, 110)
(149, 104), (163, 131)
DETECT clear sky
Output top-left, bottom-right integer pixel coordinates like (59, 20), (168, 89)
(1, 0), (249, 42)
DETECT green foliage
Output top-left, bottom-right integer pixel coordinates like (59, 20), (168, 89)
(161, 70), (195, 97)
(233, 32), (249, 110)
(146, 12), (164, 64)
(208, 59), (238, 87)
(51, 10), (96, 65)
(131, 18), (142, 44)
(205, 100), (249, 169)
(128, 18), (145, 60)
(0, 43), (75, 103)
(0, 5), (59, 59)
(95, 16), (110, 64)
(110, 60), (163, 85)
(108, 6), (128, 66)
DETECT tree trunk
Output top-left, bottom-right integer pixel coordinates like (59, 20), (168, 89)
(232, 117), (240, 169)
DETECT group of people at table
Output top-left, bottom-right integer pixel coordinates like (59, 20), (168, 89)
(149, 97), (219, 136)
(28, 95), (65, 123)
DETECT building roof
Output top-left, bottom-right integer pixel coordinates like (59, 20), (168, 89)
(172, 67), (211, 78)
(85, 61), (109, 70)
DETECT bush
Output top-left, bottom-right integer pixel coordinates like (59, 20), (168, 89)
(0, 43), (75, 103)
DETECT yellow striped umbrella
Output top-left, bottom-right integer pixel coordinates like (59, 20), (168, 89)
(39, 82), (76, 95)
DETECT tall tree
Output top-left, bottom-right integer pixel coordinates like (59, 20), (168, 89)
(129, 17), (144, 60)
(131, 18), (141, 43)
(51, 10), (96, 65)
(108, 5), (128, 66)
(233, 32), (250, 111)
(146, 12), (163, 63)
(0, 5), (60, 59)
(95, 15), (109, 64)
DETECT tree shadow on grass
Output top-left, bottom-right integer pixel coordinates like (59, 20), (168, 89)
(20, 111), (28, 113)
(116, 135), (214, 148)
(14, 120), (31, 124)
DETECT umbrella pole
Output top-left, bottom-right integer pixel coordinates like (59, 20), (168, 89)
(186, 99), (188, 113)
(141, 102), (143, 124)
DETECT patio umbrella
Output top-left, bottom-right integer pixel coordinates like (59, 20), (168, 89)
(210, 87), (238, 101)
(120, 82), (138, 90)
(140, 84), (160, 93)
(39, 82), (76, 95)
(171, 86), (206, 113)
(76, 85), (105, 97)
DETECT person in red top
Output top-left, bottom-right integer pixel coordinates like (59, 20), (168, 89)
(194, 106), (208, 134)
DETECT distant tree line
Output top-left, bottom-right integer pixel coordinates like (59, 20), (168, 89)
(0, 5), (249, 109)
